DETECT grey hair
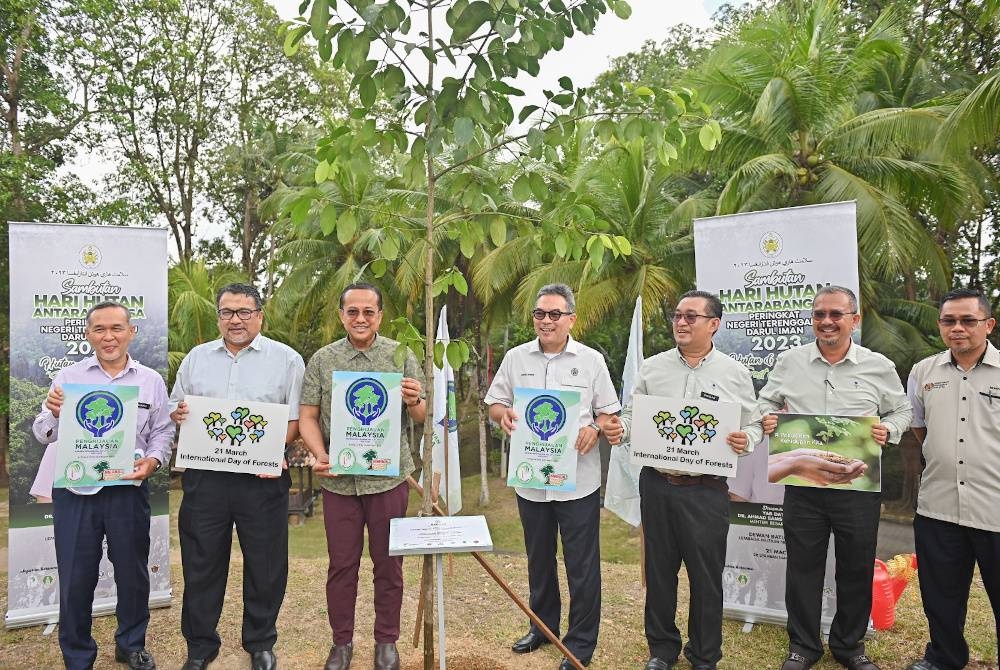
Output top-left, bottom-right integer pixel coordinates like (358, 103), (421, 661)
(536, 283), (576, 312)
(814, 285), (858, 312)
(85, 301), (131, 324)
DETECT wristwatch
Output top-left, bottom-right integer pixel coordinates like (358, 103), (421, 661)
(589, 421), (601, 434)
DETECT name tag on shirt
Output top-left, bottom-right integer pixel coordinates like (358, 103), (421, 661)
(700, 391), (720, 401)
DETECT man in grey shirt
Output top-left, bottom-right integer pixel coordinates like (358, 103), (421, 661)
(605, 290), (760, 670)
(170, 283), (304, 670)
(758, 286), (911, 670)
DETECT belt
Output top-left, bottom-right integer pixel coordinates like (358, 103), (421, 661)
(657, 471), (728, 492)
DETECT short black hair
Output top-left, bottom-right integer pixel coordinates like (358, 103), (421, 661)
(940, 288), (991, 316)
(85, 301), (131, 324)
(676, 290), (723, 319)
(339, 282), (383, 310)
(216, 283), (262, 310)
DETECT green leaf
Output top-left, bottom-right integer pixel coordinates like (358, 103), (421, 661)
(314, 160), (331, 183)
(452, 1), (494, 43)
(614, 235), (632, 255)
(434, 341), (446, 369)
(319, 203), (338, 236)
(460, 231), (476, 258)
(554, 232), (568, 257)
(283, 25), (308, 57)
(526, 127), (544, 148)
(486, 217), (505, 246)
(589, 238), (605, 268)
(359, 77), (376, 108)
(558, 75), (573, 90)
(512, 175), (532, 202)
(393, 343), (408, 367)
(371, 258), (387, 277)
(336, 210), (357, 244)
(446, 341), (463, 371)
(453, 272), (469, 295)
(310, 0), (329, 40)
(518, 104), (540, 124)
(290, 197), (312, 227)
(699, 123), (718, 151)
(528, 172), (547, 201)
(453, 117), (475, 146)
(381, 233), (400, 260)
(594, 118), (615, 143)
(458, 339), (470, 364)
(612, 0), (632, 20)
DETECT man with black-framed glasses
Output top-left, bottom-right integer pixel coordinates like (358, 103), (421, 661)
(905, 288), (1000, 670)
(486, 283), (620, 670)
(169, 283), (305, 670)
(756, 285), (911, 670)
(604, 289), (760, 670)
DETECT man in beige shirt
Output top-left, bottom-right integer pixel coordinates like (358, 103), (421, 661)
(758, 286), (911, 670)
(905, 288), (1000, 670)
(606, 290), (760, 670)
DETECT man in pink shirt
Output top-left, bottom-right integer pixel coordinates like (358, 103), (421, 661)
(33, 301), (174, 670)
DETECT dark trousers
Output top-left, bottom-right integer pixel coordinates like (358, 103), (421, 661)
(782, 487), (880, 663)
(914, 514), (1000, 670)
(53, 485), (151, 670)
(640, 468), (729, 667)
(179, 470), (290, 658)
(517, 489), (601, 664)
(322, 483), (409, 644)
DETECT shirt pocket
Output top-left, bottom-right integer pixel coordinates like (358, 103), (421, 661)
(834, 389), (880, 416)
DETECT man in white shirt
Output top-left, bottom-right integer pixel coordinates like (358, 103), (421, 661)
(758, 286), (911, 670)
(485, 284), (620, 669)
(170, 283), (304, 670)
(905, 288), (1000, 670)
(605, 290), (760, 670)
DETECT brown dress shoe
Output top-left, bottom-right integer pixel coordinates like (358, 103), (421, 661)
(374, 642), (400, 670)
(323, 642), (353, 670)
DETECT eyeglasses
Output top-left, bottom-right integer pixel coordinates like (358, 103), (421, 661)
(532, 309), (574, 321)
(812, 310), (856, 322)
(672, 313), (716, 324)
(343, 308), (380, 319)
(938, 317), (989, 328)
(218, 308), (261, 320)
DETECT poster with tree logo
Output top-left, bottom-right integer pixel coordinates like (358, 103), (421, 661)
(54, 384), (139, 487)
(629, 394), (742, 476)
(329, 371), (403, 476)
(175, 395), (290, 476)
(507, 387), (581, 491)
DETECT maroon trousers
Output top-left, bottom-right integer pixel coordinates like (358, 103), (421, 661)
(322, 483), (409, 644)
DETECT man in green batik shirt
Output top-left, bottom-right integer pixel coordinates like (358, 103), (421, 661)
(299, 282), (426, 670)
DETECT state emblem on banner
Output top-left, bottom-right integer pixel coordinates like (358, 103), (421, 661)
(759, 231), (782, 257)
(79, 243), (102, 268)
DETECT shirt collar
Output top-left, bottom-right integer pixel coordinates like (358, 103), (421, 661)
(808, 339), (858, 365)
(83, 354), (138, 376)
(943, 341), (998, 369)
(673, 345), (716, 370)
(531, 334), (579, 356)
(343, 332), (385, 359)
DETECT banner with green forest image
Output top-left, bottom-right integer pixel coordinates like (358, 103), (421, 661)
(6, 222), (170, 629)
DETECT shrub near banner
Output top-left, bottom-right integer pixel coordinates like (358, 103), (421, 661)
(6, 222), (170, 629)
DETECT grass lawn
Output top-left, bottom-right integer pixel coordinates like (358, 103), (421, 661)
(1, 474), (996, 669)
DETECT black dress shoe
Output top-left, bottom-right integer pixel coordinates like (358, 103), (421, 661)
(644, 657), (675, 670)
(114, 646), (156, 670)
(558, 658), (590, 669)
(250, 650), (277, 670)
(780, 653), (814, 670)
(323, 643), (353, 670)
(374, 642), (400, 670)
(842, 655), (880, 670)
(905, 661), (942, 670)
(181, 650), (218, 670)
(511, 631), (550, 654)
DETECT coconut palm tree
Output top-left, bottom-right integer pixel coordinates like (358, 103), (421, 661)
(687, 0), (987, 365)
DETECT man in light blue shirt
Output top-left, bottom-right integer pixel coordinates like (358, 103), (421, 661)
(33, 301), (174, 670)
(170, 283), (304, 670)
